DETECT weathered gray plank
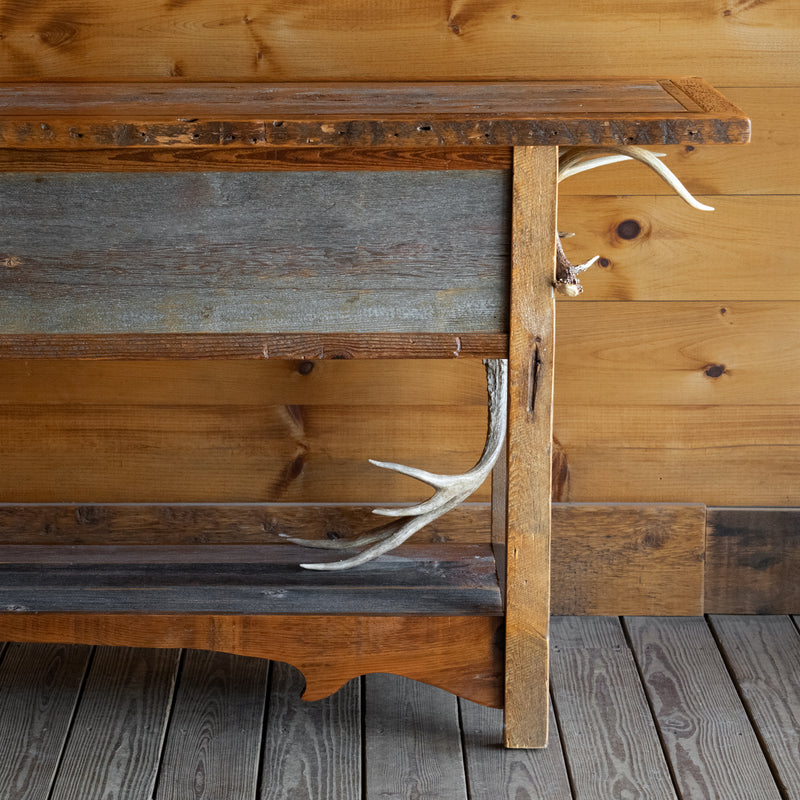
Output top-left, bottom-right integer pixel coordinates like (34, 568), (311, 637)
(365, 673), (468, 800)
(460, 698), (572, 799)
(0, 642), (92, 800)
(711, 615), (800, 799)
(550, 616), (677, 800)
(49, 646), (180, 800)
(626, 616), (781, 800)
(0, 171), (509, 334)
(155, 650), (269, 800)
(0, 543), (503, 616)
(261, 662), (360, 800)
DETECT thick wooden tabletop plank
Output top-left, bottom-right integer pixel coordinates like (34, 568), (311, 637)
(0, 79), (749, 148)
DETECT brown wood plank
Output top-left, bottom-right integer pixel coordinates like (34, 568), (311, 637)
(551, 504), (705, 616)
(503, 146), (556, 748)
(261, 662), (360, 800)
(559, 197), (800, 302)
(460, 699), (572, 798)
(0, 642), (92, 800)
(49, 647), (180, 800)
(155, 650), (268, 800)
(0, 543), (504, 616)
(550, 616), (677, 800)
(0, 170), (509, 336)
(0, 614), (504, 709)
(706, 508), (800, 614)
(710, 615), (800, 800)
(0, 80), (748, 148)
(0, 1), (788, 86)
(626, 616), (781, 800)
(365, 673), (468, 799)
(0, 333), (507, 360)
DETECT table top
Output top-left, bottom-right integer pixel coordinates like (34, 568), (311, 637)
(0, 77), (749, 148)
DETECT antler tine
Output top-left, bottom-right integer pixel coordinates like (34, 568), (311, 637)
(292, 358), (508, 570)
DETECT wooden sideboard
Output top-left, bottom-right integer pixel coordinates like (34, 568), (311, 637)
(0, 79), (748, 747)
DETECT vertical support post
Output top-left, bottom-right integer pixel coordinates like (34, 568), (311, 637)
(504, 146), (557, 749)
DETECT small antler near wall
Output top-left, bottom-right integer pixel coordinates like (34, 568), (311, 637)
(555, 145), (714, 296)
(283, 358), (507, 569)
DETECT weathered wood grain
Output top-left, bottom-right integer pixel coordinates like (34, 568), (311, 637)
(0, 80), (748, 148)
(460, 699), (572, 798)
(710, 615), (800, 799)
(365, 673), (468, 800)
(705, 508), (800, 613)
(626, 616), (781, 800)
(49, 647), (180, 800)
(0, 170), (509, 335)
(0, 1), (789, 85)
(550, 616), (678, 800)
(0, 333), (507, 360)
(551, 503), (705, 616)
(503, 146), (557, 748)
(0, 543), (503, 615)
(0, 614), (504, 708)
(261, 662), (360, 800)
(155, 650), (268, 800)
(0, 642), (92, 800)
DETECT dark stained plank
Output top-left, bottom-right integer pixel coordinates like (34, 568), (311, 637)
(0, 170), (509, 336)
(0, 642), (92, 800)
(49, 647), (180, 800)
(0, 79), (750, 148)
(365, 673), (468, 800)
(0, 543), (503, 616)
(711, 615), (800, 799)
(156, 650), (269, 800)
(626, 616), (781, 800)
(550, 616), (677, 800)
(460, 698), (572, 799)
(705, 508), (800, 613)
(261, 662), (360, 800)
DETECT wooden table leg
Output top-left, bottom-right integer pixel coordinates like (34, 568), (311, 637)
(504, 146), (557, 748)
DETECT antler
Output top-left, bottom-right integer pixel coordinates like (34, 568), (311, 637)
(555, 145), (714, 296)
(283, 358), (507, 570)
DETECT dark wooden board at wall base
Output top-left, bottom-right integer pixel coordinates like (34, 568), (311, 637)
(0, 79), (749, 149)
(705, 507), (800, 613)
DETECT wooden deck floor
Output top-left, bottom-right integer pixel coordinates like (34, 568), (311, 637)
(0, 615), (798, 800)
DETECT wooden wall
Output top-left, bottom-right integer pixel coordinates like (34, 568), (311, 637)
(1, 0), (797, 610)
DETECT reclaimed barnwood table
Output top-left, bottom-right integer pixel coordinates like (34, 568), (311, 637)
(0, 79), (748, 747)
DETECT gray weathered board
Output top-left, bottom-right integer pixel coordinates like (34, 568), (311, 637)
(0, 171), (510, 334)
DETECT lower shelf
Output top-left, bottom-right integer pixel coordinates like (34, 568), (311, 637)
(0, 543), (502, 616)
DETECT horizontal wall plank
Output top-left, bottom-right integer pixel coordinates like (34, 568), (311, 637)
(705, 508), (800, 614)
(551, 504), (705, 615)
(0, 171), (509, 335)
(0, 1), (792, 85)
(556, 302), (800, 406)
(554, 405), (800, 505)
(0, 404), (491, 503)
(559, 197), (800, 301)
